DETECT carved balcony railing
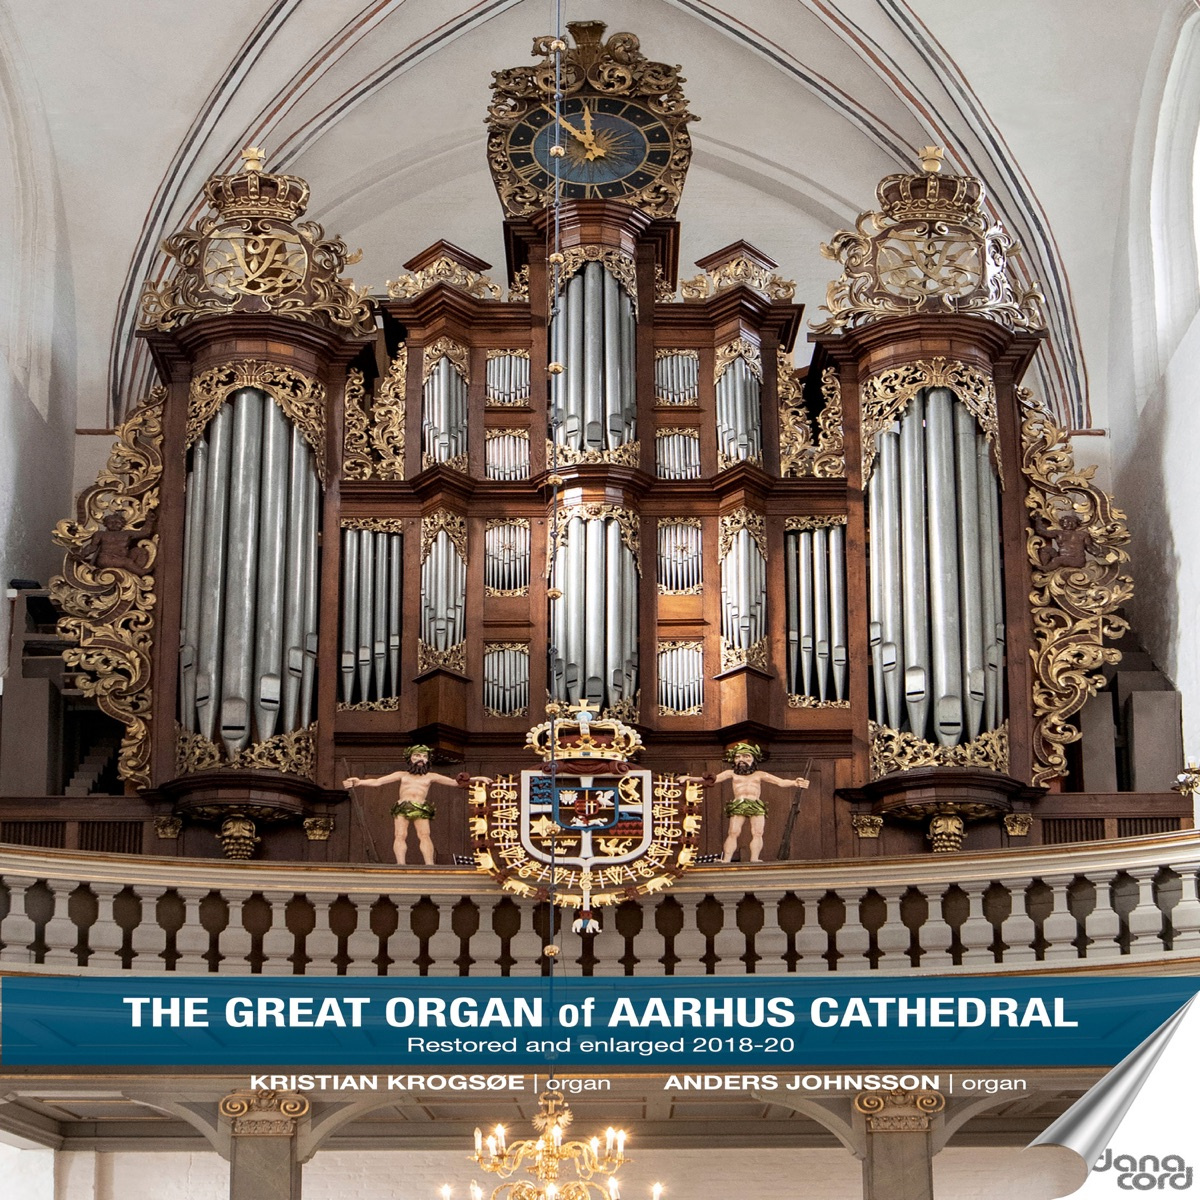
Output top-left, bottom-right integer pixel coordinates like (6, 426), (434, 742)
(1, 834), (1199, 976)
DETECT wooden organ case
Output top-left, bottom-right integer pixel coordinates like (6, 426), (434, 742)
(57, 24), (1131, 863)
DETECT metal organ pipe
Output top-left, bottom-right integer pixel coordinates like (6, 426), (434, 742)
(829, 523), (848, 700)
(812, 525), (830, 700)
(798, 532), (814, 696)
(549, 514), (638, 713)
(784, 525), (849, 704)
(182, 389), (321, 750)
(550, 262), (636, 453)
(899, 392), (930, 738)
(863, 385), (1005, 746)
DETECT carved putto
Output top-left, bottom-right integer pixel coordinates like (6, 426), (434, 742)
(139, 148), (375, 337)
(813, 147), (1045, 334)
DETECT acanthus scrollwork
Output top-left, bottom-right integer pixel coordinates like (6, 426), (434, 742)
(386, 255), (501, 301)
(176, 723), (316, 781)
(869, 720), (1010, 780)
(1022, 388), (1132, 787)
(548, 437), (641, 469)
(508, 266), (530, 302)
(788, 695), (851, 709)
(341, 517), (405, 534)
(139, 153), (374, 338)
(784, 515), (847, 532)
(860, 357), (1000, 486)
(681, 256), (796, 302)
(421, 510), (467, 561)
(553, 246), (639, 315)
(810, 368), (846, 479)
(778, 351), (815, 477)
(714, 336), (762, 382)
(718, 507), (767, 559)
(422, 336), (470, 384)
(337, 697), (401, 712)
(721, 637), (768, 672)
(51, 388), (165, 791)
(189, 360), (326, 481)
(418, 640), (467, 676)
(343, 347), (406, 481)
(555, 503), (640, 572)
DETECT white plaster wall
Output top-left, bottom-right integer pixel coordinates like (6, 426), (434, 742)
(51, 1150), (226, 1200)
(0, 1141), (55, 1200)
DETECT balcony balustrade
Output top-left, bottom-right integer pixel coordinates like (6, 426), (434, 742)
(1, 833), (1199, 976)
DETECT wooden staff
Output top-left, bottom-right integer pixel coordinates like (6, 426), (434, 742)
(776, 756), (814, 861)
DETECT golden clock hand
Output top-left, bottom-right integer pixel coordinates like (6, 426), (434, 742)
(578, 101), (607, 160)
(541, 104), (588, 145)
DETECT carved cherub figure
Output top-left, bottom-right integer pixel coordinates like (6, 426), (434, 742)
(1032, 511), (1097, 571)
(343, 745), (489, 865)
(684, 742), (809, 863)
(77, 509), (158, 573)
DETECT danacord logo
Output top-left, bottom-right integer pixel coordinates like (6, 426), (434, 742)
(1094, 1151), (1192, 1191)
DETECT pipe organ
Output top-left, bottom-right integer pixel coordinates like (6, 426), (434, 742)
(181, 386), (321, 755)
(785, 518), (848, 705)
(56, 21), (1129, 863)
(338, 525), (402, 706)
(550, 259), (637, 458)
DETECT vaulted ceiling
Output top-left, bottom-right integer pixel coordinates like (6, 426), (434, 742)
(3, 0), (1168, 438)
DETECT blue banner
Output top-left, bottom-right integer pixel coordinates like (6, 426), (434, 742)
(2, 975), (1195, 1068)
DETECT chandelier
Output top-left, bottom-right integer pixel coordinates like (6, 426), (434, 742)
(440, 1091), (663, 1200)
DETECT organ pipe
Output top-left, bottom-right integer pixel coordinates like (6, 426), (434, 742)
(550, 261), (636, 453)
(716, 356), (762, 465)
(338, 526), (404, 705)
(785, 524), (849, 702)
(657, 642), (703, 714)
(864, 386), (1006, 745)
(485, 352), (531, 406)
(421, 529), (466, 652)
(720, 527), (767, 656)
(657, 521), (702, 593)
(483, 644), (530, 716)
(656, 430), (701, 479)
(180, 388), (320, 747)
(549, 513), (638, 712)
(654, 351), (700, 405)
(423, 354), (468, 466)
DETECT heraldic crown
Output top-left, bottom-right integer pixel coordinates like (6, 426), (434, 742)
(525, 700), (643, 767)
(202, 147), (311, 223)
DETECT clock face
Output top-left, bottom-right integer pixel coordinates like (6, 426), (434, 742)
(505, 96), (676, 200)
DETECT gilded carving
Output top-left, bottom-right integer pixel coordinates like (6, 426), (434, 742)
(810, 368), (846, 479)
(303, 816), (334, 841)
(852, 814), (884, 839)
(778, 351), (816, 477)
(718, 508), (766, 559)
(812, 149), (1043, 335)
(154, 815), (182, 840)
(784, 515), (847, 532)
(1004, 813), (1032, 837)
(1021, 388), (1132, 787)
(176, 724), (317, 781)
(341, 368), (373, 480)
(369, 345), (407, 481)
(421, 510), (468, 561)
(219, 1089), (310, 1136)
(188, 360), (326, 481)
(869, 720), (1009, 780)
(860, 357), (1000, 485)
(721, 636), (768, 672)
(337, 696), (401, 712)
(418, 640), (467, 675)
(51, 388), (164, 791)
(549, 437), (641, 468)
(554, 246), (639, 315)
(927, 813), (966, 853)
(508, 266), (530, 302)
(386, 255), (501, 300)
(140, 151), (374, 338)
(486, 22), (694, 220)
(422, 336), (470, 385)
(788, 695), (851, 709)
(555, 504), (640, 572)
(714, 336), (762, 383)
(341, 517), (405, 534)
(853, 1089), (945, 1132)
(654, 266), (676, 302)
(683, 257), (796, 302)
